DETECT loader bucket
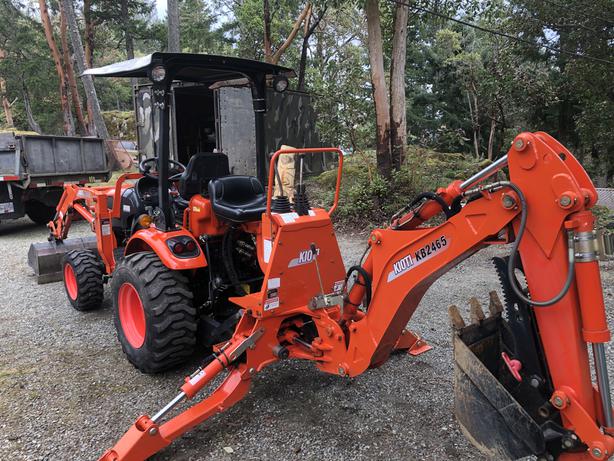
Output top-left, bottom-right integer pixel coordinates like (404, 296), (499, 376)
(28, 237), (98, 284)
(450, 295), (548, 460)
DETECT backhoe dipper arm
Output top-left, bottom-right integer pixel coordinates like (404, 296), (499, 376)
(343, 132), (613, 459)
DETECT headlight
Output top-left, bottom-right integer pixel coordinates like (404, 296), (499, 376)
(273, 75), (289, 93)
(151, 65), (166, 82)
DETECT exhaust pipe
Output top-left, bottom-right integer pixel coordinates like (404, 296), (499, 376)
(28, 236), (98, 284)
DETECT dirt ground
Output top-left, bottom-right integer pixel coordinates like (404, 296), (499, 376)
(0, 217), (613, 461)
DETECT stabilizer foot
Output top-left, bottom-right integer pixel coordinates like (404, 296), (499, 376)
(395, 329), (433, 356)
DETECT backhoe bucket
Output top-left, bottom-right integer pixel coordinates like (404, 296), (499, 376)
(450, 294), (548, 460)
(28, 237), (98, 284)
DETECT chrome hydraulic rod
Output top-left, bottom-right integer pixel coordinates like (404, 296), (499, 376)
(151, 392), (186, 423)
(460, 155), (508, 191)
(592, 343), (614, 427)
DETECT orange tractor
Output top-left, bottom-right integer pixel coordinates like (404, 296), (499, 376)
(41, 54), (612, 461)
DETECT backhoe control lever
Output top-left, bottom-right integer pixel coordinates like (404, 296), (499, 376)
(308, 243), (344, 310)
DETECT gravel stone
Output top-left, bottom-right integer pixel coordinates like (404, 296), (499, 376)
(0, 217), (612, 461)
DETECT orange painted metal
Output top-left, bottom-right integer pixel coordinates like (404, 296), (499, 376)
(97, 134), (612, 461)
(394, 329), (433, 356)
(186, 194), (226, 237)
(49, 173), (139, 273)
(124, 227), (206, 270)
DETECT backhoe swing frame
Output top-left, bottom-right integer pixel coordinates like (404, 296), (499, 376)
(101, 132), (613, 461)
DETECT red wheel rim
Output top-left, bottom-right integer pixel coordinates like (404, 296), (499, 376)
(64, 264), (78, 300)
(118, 283), (146, 349)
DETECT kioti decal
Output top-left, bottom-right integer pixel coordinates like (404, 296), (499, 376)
(387, 236), (449, 282)
(288, 247), (320, 268)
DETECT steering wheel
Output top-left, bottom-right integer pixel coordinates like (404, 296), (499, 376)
(139, 157), (187, 181)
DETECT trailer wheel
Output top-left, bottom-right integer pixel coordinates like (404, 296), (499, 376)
(111, 252), (196, 373)
(25, 200), (56, 225)
(62, 250), (105, 311)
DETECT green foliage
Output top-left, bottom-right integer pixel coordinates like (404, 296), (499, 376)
(180, 0), (229, 53)
(308, 8), (374, 150)
(0, 2), (62, 132)
(0, 0), (611, 188)
(102, 111), (136, 139)
(594, 206), (614, 231)
(312, 148), (486, 229)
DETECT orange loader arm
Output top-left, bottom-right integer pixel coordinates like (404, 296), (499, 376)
(99, 134), (612, 461)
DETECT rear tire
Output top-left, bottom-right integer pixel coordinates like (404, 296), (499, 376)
(62, 250), (105, 311)
(25, 200), (56, 225)
(111, 252), (197, 373)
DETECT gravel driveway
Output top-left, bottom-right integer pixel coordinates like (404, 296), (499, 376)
(0, 217), (612, 461)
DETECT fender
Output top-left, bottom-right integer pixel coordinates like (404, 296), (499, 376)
(125, 227), (207, 270)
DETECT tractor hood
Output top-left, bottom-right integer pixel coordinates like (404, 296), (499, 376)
(83, 52), (295, 85)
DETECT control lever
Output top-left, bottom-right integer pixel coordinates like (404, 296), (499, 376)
(308, 243), (344, 311)
(311, 243), (325, 295)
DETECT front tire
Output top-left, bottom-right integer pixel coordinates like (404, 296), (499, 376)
(111, 252), (197, 373)
(62, 250), (104, 311)
(25, 200), (56, 225)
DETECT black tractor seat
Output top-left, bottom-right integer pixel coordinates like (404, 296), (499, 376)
(208, 175), (267, 223)
(179, 152), (230, 200)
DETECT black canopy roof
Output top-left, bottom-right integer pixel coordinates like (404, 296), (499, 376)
(83, 52), (295, 84)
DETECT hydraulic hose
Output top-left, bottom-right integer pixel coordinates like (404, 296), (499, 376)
(223, 228), (247, 296)
(499, 181), (576, 307)
(346, 265), (372, 310)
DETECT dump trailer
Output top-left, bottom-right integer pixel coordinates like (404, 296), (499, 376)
(0, 132), (109, 226)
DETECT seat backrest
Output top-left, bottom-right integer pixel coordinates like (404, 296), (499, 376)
(209, 175), (265, 205)
(179, 152), (230, 199)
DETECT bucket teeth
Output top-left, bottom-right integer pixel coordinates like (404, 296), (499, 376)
(449, 294), (504, 331)
(488, 291), (504, 316)
(448, 305), (466, 330)
(469, 297), (485, 324)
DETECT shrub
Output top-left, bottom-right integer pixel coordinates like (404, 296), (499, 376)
(308, 147), (486, 231)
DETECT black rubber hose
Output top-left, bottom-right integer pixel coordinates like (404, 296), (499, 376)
(346, 265), (372, 310)
(222, 229), (246, 296)
(410, 192), (454, 219)
(501, 181), (576, 307)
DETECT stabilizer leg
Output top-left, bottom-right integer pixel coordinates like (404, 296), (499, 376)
(98, 324), (267, 461)
(99, 366), (251, 461)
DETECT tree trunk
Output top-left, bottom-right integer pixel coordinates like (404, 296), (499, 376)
(60, 2), (88, 135)
(471, 89), (480, 158)
(1, 81), (13, 128)
(83, 0), (94, 67)
(487, 117), (496, 161)
(0, 50), (14, 128)
(167, 0), (180, 52)
(365, 0), (391, 178)
(61, 0), (109, 141)
(466, 89), (480, 159)
(271, 3), (311, 65)
(298, 7), (326, 91)
(22, 82), (42, 133)
(39, 0), (74, 135)
(263, 0), (273, 62)
(389, 4), (408, 170)
(121, 0), (137, 89)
